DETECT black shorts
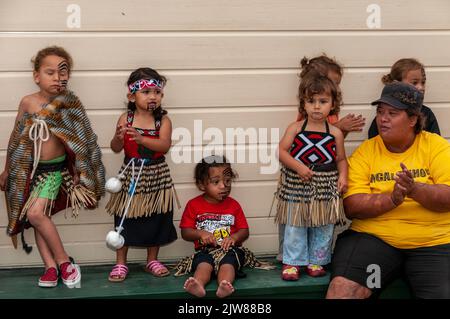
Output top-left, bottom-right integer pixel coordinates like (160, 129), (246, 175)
(331, 230), (450, 299)
(191, 247), (246, 276)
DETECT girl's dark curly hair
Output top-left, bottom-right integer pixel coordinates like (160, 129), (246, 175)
(298, 72), (342, 118)
(126, 67), (168, 122)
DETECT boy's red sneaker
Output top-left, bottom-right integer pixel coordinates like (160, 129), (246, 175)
(306, 264), (327, 277)
(38, 267), (58, 287)
(59, 261), (81, 288)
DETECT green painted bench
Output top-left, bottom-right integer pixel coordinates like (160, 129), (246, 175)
(0, 258), (411, 299)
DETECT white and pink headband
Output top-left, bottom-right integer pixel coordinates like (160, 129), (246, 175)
(128, 78), (164, 94)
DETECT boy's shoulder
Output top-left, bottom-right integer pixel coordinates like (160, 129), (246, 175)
(18, 92), (60, 115)
(19, 93), (40, 110)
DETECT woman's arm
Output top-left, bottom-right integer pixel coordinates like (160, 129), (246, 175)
(395, 163), (450, 212)
(410, 184), (450, 212)
(344, 192), (398, 219)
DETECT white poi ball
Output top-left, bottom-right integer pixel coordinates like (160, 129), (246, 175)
(106, 230), (125, 250)
(105, 177), (122, 193)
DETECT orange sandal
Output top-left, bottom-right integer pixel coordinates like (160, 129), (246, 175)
(108, 264), (128, 282)
(145, 260), (170, 277)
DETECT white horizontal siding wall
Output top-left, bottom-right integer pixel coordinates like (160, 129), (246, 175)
(1, 0), (449, 267)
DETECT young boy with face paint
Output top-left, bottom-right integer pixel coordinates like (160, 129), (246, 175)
(178, 155), (250, 298)
(0, 46), (105, 288)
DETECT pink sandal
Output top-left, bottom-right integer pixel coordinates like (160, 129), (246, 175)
(145, 260), (170, 277)
(108, 264), (128, 282)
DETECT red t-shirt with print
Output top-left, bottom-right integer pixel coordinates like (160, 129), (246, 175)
(179, 195), (249, 250)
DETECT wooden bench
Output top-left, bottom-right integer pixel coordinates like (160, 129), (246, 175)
(0, 258), (411, 299)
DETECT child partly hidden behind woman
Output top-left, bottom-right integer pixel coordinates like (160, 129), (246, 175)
(275, 73), (348, 281)
(0, 46), (105, 288)
(175, 155), (273, 298)
(368, 58), (441, 138)
(106, 67), (178, 282)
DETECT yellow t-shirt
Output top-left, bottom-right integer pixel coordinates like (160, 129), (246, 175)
(345, 131), (450, 249)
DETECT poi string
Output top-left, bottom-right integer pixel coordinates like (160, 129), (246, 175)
(116, 158), (146, 233)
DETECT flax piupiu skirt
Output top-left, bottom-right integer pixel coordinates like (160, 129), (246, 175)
(107, 157), (178, 247)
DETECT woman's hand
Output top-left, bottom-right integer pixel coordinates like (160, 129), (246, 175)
(394, 163), (416, 195)
(391, 179), (407, 207)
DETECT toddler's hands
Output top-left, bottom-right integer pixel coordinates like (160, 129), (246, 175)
(115, 124), (125, 142)
(338, 176), (348, 194)
(221, 237), (235, 252)
(297, 165), (313, 182)
(125, 127), (144, 145)
(338, 114), (366, 133)
(199, 230), (217, 247)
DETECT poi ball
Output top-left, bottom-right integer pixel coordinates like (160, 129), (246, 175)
(105, 177), (122, 193)
(106, 230), (124, 250)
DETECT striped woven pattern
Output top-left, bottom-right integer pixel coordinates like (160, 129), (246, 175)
(274, 165), (345, 227)
(173, 247), (275, 276)
(6, 90), (105, 236)
(106, 160), (177, 218)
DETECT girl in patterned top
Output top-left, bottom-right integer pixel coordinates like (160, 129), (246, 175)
(106, 67), (178, 282)
(275, 73), (348, 280)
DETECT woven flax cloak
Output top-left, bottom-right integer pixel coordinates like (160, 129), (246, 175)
(5, 90), (105, 236)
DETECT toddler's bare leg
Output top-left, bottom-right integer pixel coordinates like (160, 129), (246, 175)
(216, 264), (235, 298)
(184, 262), (212, 297)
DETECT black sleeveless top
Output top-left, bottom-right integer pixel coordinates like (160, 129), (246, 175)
(289, 119), (337, 167)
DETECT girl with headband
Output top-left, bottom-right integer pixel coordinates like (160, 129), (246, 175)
(106, 67), (178, 282)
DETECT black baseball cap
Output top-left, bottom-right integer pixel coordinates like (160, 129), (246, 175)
(371, 82), (423, 111)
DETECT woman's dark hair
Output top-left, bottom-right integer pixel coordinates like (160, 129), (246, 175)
(405, 107), (424, 134)
(126, 67), (168, 122)
(194, 155), (237, 187)
(298, 72), (342, 117)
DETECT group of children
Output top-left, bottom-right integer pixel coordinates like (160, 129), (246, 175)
(0, 45), (440, 297)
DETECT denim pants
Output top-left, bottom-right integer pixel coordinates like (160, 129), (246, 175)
(281, 203), (334, 266)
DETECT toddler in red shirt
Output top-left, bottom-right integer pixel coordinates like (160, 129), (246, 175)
(179, 155), (249, 298)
